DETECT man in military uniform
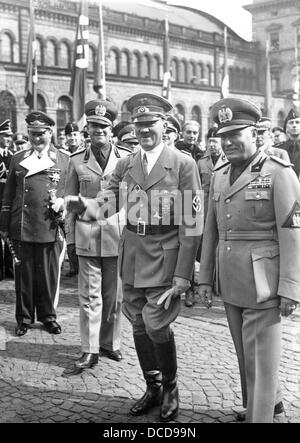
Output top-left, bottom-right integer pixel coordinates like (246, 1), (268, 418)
(65, 121), (84, 155)
(64, 99), (130, 372)
(256, 117), (289, 161)
(66, 93), (202, 421)
(117, 123), (140, 152)
(282, 108), (300, 179)
(272, 126), (286, 148)
(12, 133), (29, 152)
(0, 111), (69, 336)
(0, 119), (14, 280)
(162, 114), (181, 149)
(198, 98), (300, 423)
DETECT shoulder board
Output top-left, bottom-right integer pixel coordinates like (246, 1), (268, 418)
(214, 161), (230, 171)
(70, 147), (86, 157)
(179, 149), (192, 157)
(269, 155), (291, 167)
(116, 145), (132, 154)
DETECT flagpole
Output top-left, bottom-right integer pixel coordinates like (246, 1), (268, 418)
(264, 39), (272, 117)
(294, 30), (300, 111)
(221, 26), (229, 99)
(30, 0), (37, 110)
(162, 17), (171, 101)
(93, 0), (106, 99)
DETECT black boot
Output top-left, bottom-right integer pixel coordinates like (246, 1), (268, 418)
(130, 334), (162, 416)
(154, 332), (179, 422)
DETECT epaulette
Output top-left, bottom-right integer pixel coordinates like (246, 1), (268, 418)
(269, 155), (292, 167)
(116, 145), (132, 154)
(214, 161), (230, 171)
(70, 147), (86, 157)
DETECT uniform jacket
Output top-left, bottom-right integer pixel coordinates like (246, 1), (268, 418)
(259, 144), (290, 162)
(84, 145), (203, 287)
(0, 148), (13, 204)
(282, 139), (300, 179)
(199, 151), (300, 309)
(64, 143), (130, 257)
(0, 144), (69, 242)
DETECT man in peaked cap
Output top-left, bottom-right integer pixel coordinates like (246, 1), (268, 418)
(282, 108), (300, 179)
(64, 99), (130, 373)
(198, 97), (300, 422)
(162, 114), (181, 149)
(256, 118), (290, 161)
(118, 123), (140, 152)
(12, 133), (29, 152)
(272, 126), (286, 148)
(65, 121), (84, 155)
(0, 119), (14, 280)
(0, 110), (69, 337)
(65, 92), (203, 421)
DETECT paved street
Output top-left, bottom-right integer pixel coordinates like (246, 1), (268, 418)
(0, 267), (299, 424)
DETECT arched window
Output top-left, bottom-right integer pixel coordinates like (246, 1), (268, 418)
(0, 91), (17, 132)
(108, 48), (118, 75)
(171, 59), (179, 82)
(141, 54), (151, 79)
(1, 32), (14, 63)
(178, 60), (188, 83)
(191, 106), (202, 126)
(56, 96), (72, 130)
(207, 64), (213, 86)
(59, 41), (71, 69)
(235, 67), (241, 90)
(152, 55), (161, 80)
(188, 61), (196, 83)
(45, 39), (57, 67)
(174, 104), (185, 127)
(120, 51), (130, 77)
(132, 52), (140, 77)
(277, 110), (285, 128)
(36, 37), (43, 66)
(196, 62), (206, 85)
(37, 94), (47, 113)
(121, 100), (131, 122)
(229, 67), (234, 89)
(88, 46), (95, 73)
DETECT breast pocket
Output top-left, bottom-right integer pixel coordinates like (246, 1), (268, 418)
(78, 174), (92, 196)
(251, 244), (279, 303)
(245, 190), (271, 218)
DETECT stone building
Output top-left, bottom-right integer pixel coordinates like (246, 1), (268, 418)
(0, 0), (290, 139)
(246, 0), (300, 126)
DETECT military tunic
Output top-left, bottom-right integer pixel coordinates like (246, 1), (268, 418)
(0, 144), (69, 324)
(64, 143), (130, 353)
(0, 147), (13, 278)
(199, 150), (300, 422)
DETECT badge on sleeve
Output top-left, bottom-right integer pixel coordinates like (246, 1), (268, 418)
(282, 201), (300, 228)
(193, 195), (202, 213)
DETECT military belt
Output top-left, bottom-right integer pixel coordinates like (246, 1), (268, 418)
(126, 221), (179, 236)
(219, 230), (278, 241)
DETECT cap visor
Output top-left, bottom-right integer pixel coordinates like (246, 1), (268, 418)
(216, 124), (252, 135)
(86, 117), (112, 126)
(132, 115), (161, 123)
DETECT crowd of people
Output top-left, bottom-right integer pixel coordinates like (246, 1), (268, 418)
(0, 93), (300, 423)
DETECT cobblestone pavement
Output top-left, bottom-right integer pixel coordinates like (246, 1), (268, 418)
(0, 268), (299, 424)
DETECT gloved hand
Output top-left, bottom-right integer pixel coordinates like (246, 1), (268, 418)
(65, 194), (87, 215)
(280, 296), (298, 317)
(197, 284), (213, 309)
(51, 197), (65, 213)
(157, 277), (190, 310)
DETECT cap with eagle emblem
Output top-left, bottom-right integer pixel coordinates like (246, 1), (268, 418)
(25, 111), (55, 132)
(85, 99), (118, 126)
(211, 98), (261, 135)
(127, 93), (173, 123)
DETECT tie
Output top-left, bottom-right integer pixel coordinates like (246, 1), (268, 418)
(142, 153), (148, 178)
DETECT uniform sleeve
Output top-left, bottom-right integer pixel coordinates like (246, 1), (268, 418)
(198, 174), (219, 286)
(173, 158), (202, 281)
(274, 166), (300, 303)
(0, 155), (17, 232)
(64, 159), (79, 245)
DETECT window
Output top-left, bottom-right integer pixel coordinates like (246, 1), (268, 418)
(121, 100), (131, 122)
(60, 42), (71, 69)
(191, 106), (202, 129)
(153, 55), (161, 80)
(37, 94), (46, 113)
(207, 64), (214, 86)
(277, 110), (285, 128)
(56, 96), (72, 130)
(171, 59), (179, 82)
(297, 28), (300, 47)
(270, 32), (280, 51)
(120, 51), (130, 77)
(271, 72), (280, 92)
(141, 54), (151, 79)
(0, 91), (17, 131)
(178, 60), (188, 83)
(108, 49), (118, 75)
(1, 32), (14, 63)
(36, 37), (43, 66)
(132, 52), (140, 77)
(174, 104), (185, 126)
(46, 39), (57, 66)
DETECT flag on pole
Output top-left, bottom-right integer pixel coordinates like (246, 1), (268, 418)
(25, 0), (38, 110)
(70, 0), (89, 128)
(93, 1), (106, 99)
(221, 26), (229, 99)
(162, 18), (171, 101)
(293, 32), (300, 110)
(264, 39), (272, 117)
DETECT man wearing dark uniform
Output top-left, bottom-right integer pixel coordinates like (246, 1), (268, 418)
(0, 111), (69, 336)
(198, 98), (300, 423)
(0, 120), (14, 280)
(66, 93), (203, 421)
(282, 108), (300, 179)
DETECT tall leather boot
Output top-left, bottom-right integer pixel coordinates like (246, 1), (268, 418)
(130, 333), (163, 416)
(154, 332), (179, 422)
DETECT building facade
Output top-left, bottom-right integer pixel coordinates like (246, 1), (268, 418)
(0, 0), (291, 139)
(246, 0), (300, 126)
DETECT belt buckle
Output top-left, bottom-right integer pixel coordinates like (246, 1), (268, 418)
(137, 220), (146, 236)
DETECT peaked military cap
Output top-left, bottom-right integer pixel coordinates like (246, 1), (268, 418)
(65, 121), (79, 135)
(284, 108), (300, 132)
(256, 117), (272, 132)
(127, 93), (173, 123)
(165, 114), (181, 133)
(13, 133), (28, 144)
(85, 99), (117, 126)
(211, 98), (261, 134)
(0, 119), (13, 135)
(118, 124), (138, 143)
(113, 121), (130, 138)
(25, 111), (55, 131)
(207, 127), (219, 139)
(272, 126), (284, 134)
